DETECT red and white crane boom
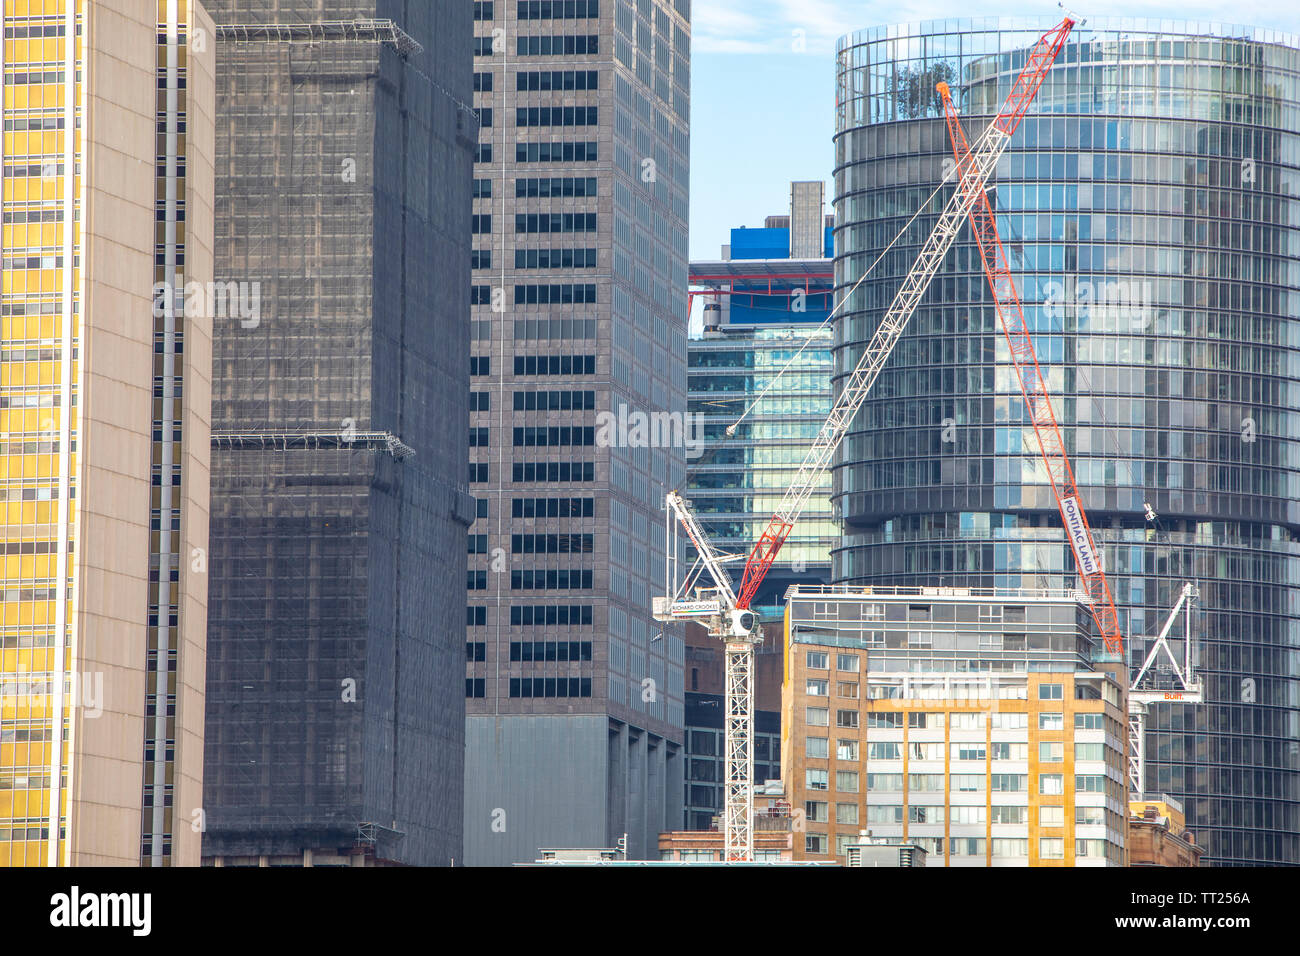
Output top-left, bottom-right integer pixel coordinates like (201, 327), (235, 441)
(940, 81), (1202, 795)
(735, 16), (1076, 613)
(655, 17), (1077, 861)
(938, 80), (1123, 657)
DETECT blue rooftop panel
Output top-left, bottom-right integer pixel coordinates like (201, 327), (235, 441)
(730, 227), (790, 260)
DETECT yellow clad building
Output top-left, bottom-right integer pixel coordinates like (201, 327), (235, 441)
(782, 586), (1129, 866)
(1, 0), (213, 866)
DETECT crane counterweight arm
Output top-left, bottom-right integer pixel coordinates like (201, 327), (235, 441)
(940, 81), (1124, 657)
(732, 18), (1076, 611)
(666, 490), (738, 609)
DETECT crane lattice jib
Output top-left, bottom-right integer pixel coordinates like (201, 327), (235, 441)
(940, 84), (1124, 657)
(733, 17), (1076, 611)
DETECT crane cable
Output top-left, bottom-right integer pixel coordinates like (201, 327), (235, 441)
(718, 159), (974, 437)
(681, 161), (982, 548)
(998, 194), (1148, 526)
(681, 163), (977, 548)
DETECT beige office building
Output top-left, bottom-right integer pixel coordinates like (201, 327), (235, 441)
(1, 0), (213, 865)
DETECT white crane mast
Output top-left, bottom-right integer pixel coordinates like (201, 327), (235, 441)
(1128, 583), (1203, 795)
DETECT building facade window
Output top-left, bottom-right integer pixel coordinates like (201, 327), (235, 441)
(1039, 838), (1065, 860)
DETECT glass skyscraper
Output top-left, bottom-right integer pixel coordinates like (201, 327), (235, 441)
(833, 18), (1300, 865)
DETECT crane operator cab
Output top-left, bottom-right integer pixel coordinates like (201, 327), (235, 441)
(730, 609), (759, 638)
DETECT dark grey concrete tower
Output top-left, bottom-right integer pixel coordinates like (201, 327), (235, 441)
(201, 2), (476, 866)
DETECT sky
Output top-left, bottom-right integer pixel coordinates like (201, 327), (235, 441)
(688, 0), (1300, 260)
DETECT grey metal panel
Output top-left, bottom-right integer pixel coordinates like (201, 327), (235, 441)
(624, 728), (646, 858)
(644, 735), (667, 855)
(789, 181), (825, 258)
(464, 716), (681, 864)
(664, 740), (684, 834)
(464, 715), (610, 866)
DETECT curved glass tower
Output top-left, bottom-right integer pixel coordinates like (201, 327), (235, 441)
(833, 17), (1300, 865)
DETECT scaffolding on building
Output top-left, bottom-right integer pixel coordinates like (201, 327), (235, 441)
(216, 19), (423, 57)
(202, 10), (469, 866)
(212, 430), (415, 459)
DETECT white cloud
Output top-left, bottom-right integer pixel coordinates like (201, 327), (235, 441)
(694, 37), (785, 54)
(692, 0), (962, 55)
(691, 2), (783, 54)
(692, 1), (766, 36)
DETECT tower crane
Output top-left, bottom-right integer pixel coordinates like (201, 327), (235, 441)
(938, 80), (1203, 799)
(653, 16), (1078, 862)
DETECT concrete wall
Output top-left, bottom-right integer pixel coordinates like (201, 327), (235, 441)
(464, 714), (683, 865)
(69, 0), (163, 867)
(172, 0), (216, 868)
(465, 715), (610, 865)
